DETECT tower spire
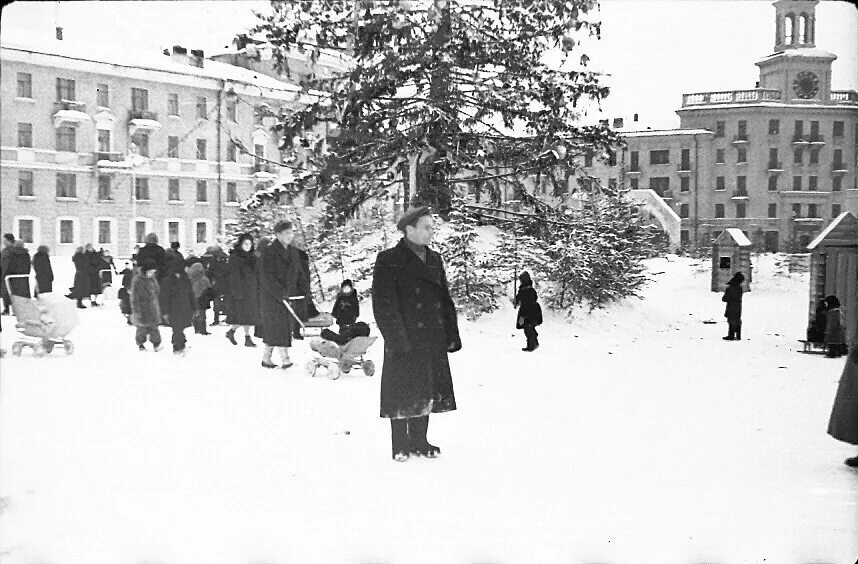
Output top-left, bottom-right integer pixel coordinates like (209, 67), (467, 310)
(773, 0), (818, 52)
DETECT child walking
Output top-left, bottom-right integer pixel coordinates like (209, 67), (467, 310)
(159, 261), (196, 355)
(188, 262), (213, 335)
(130, 261), (162, 351)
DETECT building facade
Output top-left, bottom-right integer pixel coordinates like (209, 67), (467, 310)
(581, 0), (857, 251)
(1, 37), (314, 257)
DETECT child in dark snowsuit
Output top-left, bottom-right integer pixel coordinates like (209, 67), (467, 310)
(118, 261), (135, 325)
(131, 261), (162, 350)
(722, 272), (744, 341)
(159, 261), (196, 355)
(188, 262), (213, 335)
(332, 279), (360, 333)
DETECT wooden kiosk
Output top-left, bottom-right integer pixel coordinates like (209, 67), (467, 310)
(711, 228), (752, 292)
(806, 212), (858, 343)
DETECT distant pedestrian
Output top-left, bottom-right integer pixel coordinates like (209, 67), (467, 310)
(118, 260), (134, 325)
(137, 232), (166, 281)
(87, 244), (110, 306)
(722, 272), (744, 341)
(372, 206), (461, 462)
(170, 241), (185, 264)
(226, 233), (260, 347)
(828, 344), (858, 468)
(187, 262), (212, 335)
(131, 261), (162, 351)
(514, 271), (542, 351)
(159, 260), (195, 355)
(204, 245), (230, 325)
(70, 246), (91, 308)
(824, 295), (848, 358)
(259, 220), (302, 369)
(807, 299), (828, 344)
(33, 245), (54, 295)
(1, 233), (15, 314)
(5, 239), (32, 301)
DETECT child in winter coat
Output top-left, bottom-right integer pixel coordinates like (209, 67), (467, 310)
(159, 261), (196, 355)
(118, 261), (135, 325)
(188, 262), (213, 335)
(130, 261), (162, 351)
(722, 272), (744, 341)
(332, 279), (360, 332)
(514, 271), (542, 351)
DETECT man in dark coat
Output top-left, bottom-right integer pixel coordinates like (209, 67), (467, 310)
(372, 206), (461, 462)
(1, 233), (15, 314)
(722, 271), (744, 340)
(136, 232), (167, 281)
(159, 260), (196, 355)
(288, 236), (320, 340)
(259, 220), (303, 369)
(33, 245), (54, 295)
(204, 245), (231, 325)
(70, 246), (91, 308)
(6, 240), (32, 299)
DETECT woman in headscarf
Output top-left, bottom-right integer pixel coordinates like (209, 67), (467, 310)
(225, 233), (260, 347)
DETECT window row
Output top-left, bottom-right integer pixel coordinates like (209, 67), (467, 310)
(13, 216), (218, 247)
(711, 175), (844, 192)
(16, 171), (240, 203)
(703, 202), (840, 220)
(16, 74), (241, 122)
(715, 119), (850, 139)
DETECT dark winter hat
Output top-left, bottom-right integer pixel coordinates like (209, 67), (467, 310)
(341, 279), (354, 289)
(729, 272), (745, 285)
(273, 220), (294, 234)
(396, 206), (432, 232)
(145, 232), (159, 245)
(141, 259), (158, 272)
(234, 232), (256, 252)
(825, 295), (841, 309)
(3, 233), (14, 244)
(170, 241), (181, 250)
(518, 271), (532, 284)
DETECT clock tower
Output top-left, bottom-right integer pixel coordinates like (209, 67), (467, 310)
(755, 0), (835, 104)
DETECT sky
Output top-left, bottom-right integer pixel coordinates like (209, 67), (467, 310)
(1, 0), (856, 130)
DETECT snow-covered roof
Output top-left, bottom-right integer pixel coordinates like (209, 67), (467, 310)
(715, 228), (752, 247)
(621, 129), (712, 138)
(1, 38), (302, 94)
(757, 47), (837, 64)
(807, 211), (858, 250)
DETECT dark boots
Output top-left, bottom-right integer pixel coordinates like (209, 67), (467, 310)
(245, 335), (257, 347)
(391, 419), (409, 462)
(724, 319), (742, 340)
(523, 324), (539, 351)
(390, 416), (440, 462)
(225, 328), (237, 345)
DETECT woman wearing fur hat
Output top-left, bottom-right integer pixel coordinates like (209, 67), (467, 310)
(332, 279), (360, 332)
(226, 233), (260, 347)
(721, 271), (744, 340)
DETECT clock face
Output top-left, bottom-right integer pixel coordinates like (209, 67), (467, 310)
(793, 71), (819, 99)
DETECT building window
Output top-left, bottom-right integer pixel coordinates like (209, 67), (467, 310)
(168, 136), (179, 158)
(793, 148), (802, 164)
(716, 149), (725, 164)
(833, 121), (844, 138)
(679, 204), (689, 218)
(680, 149), (690, 170)
(630, 178), (638, 190)
(833, 149), (843, 168)
(737, 147), (747, 163)
(768, 203), (777, 218)
(168, 178), (180, 201)
(196, 180), (207, 202)
(680, 177), (689, 193)
(715, 176), (725, 191)
(97, 83), (109, 107)
(584, 153), (593, 167)
(810, 120), (820, 140)
(792, 203), (802, 218)
(768, 119), (779, 135)
(832, 203), (841, 217)
(794, 120), (804, 139)
(793, 176), (802, 191)
(195, 221), (208, 244)
(809, 147), (819, 164)
(768, 148), (778, 167)
(715, 121), (725, 137)
(17, 73), (32, 98)
(736, 202), (746, 218)
(131, 87), (149, 111)
(608, 150), (616, 167)
(226, 182), (238, 202)
(59, 219), (75, 244)
(168, 93), (179, 116)
(131, 131), (149, 157)
(56, 173), (76, 198)
(56, 78), (75, 101)
(737, 176), (746, 193)
(196, 96), (207, 119)
(227, 98), (237, 122)
(715, 203), (725, 218)
(649, 177), (669, 195)
(768, 176), (778, 191)
(98, 175), (112, 201)
(18, 219), (34, 244)
(19, 171), (34, 196)
(808, 176), (817, 191)
(98, 220), (112, 244)
(629, 151), (639, 171)
(254, 144), (264, 161)
(808, 203), (818, 218)
(56, 126), (76, 152)
(196, 139), (207, 160)
(18, 123), (33, 148)
(135, 221), (148, 245)
(135, 177), (150, 201)
(649, 150), (669, 165)
(168, 221), (181, 243)
(737, 120), (747, 139)
(680, 230), (689, 246)
(227, 140), (237, 162)
(98, 129), (111, 152)
(832, 176), (842, 192)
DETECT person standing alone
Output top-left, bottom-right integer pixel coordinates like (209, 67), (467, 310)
(372, 206), (461, 462)
(722, 272), (744, 341)
(514, 271), (542, 351)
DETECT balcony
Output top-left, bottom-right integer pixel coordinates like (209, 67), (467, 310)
(52, 100), (90, 128)
(252, 162), (278, 180)
(792, 135), (809, 147)
(681, 88), (780, 108)
(767, 161), (784, 173)
(808, 134), (825, 145)
(830, 90), (858, 104)
(626, 167), (641, 175)
(128, 109), (161, 135)
(94, 151), (132, 169)
(832, 163), (848, 174)
(732, 134), (749, 145)
(676, 165), (692, 175)
(660, 190), (674, 201)
(731, 190), (749, 200)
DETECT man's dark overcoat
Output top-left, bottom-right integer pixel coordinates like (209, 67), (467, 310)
(259, 238), (303, 347)
(227, 248), (260, 326)
(71, 251), (91, 298)
(372, 238), (461, 419)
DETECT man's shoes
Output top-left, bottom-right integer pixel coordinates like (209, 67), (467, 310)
(411, 443), (441, 458)
(76, 304), (87, 309)
(392, 451), (410, 462)
(138, 345), (146, 351)
(845, 456), (858, 468)
(281, 362), (294, 369)
(153, 344), (162, 352)
(225, 329), (237, 345)
(261, 360), (278, 369)
(245, 336), (257, 347)
(722, 336), (734, 341)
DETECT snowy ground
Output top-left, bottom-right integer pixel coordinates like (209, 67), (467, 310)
(1, 254), (856, 564)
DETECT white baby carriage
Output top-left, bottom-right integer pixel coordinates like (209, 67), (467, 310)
(6, 275), (79, 357)
(305, 335), (378, 379)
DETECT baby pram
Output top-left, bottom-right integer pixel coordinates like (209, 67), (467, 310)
(6, 275), (79, 357)
(282, 295), (335, 337)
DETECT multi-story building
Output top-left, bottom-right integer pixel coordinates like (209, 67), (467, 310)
(581, 0), (857, 251)
(1, 35), (318, 257)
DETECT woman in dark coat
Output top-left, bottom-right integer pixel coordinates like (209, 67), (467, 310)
(721, 271), (744, 340)
(259, 221), (303, 368)
(514, 271), (542, 351)
(88, 246), (111, 305)
(205, 245), (231, 325)
(823, 295), (848, 358)
(332, 279), (360, 331)
(6, 240), (32, 299)
(70, 246), (90, 308)
(33, 245), (54, 295)
(372, 206), (461, 462)
(159, 260), (196, 354)
(226, 233), (260, 347)
(828, 341), (858, 467)
(807, 299), (828, 344)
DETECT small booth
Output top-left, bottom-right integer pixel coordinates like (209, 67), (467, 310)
(806, 212), (858, 342)
(711, 228), (752, 292)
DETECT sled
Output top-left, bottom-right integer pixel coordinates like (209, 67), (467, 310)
(797, 339), (828, 354)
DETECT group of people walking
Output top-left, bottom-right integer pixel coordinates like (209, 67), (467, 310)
(69, 244), (115, 308)
(0, 233), (55, 312)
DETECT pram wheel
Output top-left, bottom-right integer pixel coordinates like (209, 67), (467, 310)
(328, 364), (341, 380)
(362, 360), (376, 377)
(305, 360), (317, 377)
(33, 344), (46, 357)
(338, 358), (353, 374)
(11, 342), (24, 356)
(43, 341), (55, 354)
(63, 341), (74, 355)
